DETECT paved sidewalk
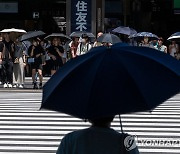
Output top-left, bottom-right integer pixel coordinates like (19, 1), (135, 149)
(0, 77), (50, 93)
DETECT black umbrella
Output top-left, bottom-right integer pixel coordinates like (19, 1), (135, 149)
(44, 33), (71, 41)
(41, 44), (180, 119)
(97, 33), (121, 44)
(112, 26), (137, 36)
(70, 31), (95, 38)
(18, 30), (46, 42)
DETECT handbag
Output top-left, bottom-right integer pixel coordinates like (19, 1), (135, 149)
(27, 57), (35, 63)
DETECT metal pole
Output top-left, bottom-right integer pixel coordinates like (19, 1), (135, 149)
(119, 114), (124, 133)
(66, 0), (71, 35)
(92, 0), (96, 35)
(123, 0), (127, 26)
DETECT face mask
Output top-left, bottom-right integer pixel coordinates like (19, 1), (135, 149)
(81, 39), (86, 43)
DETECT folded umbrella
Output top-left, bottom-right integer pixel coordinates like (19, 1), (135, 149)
(41, 44), (180, 119)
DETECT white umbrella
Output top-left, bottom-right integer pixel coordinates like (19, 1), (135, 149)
(167, 32), (180, 42)
(0, 28), (26, 33)
(0, 28), (27, 41)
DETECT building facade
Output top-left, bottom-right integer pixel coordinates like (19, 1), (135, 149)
(103, 0), (180, 39)
(0, 0), (66, 34)
(0, 0), (179, 39)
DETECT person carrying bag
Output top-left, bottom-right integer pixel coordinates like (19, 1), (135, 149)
(0, 33), (14, 88)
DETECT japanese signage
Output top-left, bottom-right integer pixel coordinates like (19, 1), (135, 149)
(71, 0), (91, 32)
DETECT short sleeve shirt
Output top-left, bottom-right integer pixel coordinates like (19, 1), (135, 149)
(56, 127), (139, 154)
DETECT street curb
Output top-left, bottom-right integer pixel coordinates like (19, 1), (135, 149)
(0, 88), (42, 93)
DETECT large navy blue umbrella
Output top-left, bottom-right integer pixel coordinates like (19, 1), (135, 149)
(41, 43), (180, 119)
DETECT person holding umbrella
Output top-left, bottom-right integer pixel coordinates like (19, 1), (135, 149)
(76, 34), (92, 56)
(0, 32), (15, 88)
(154, 37), (167, 53)
(13, 38), (26, 88)
(168, 41), (179, 58)
(56, 115), (139, 154)
(69, 37), (79, 58)
(139, 36), (154, 48)
(28, 39), (45, 89)
(0, 35), (4, 84)
(93, 31), (103, 47)
(46, 37), (65, 76)
(41, 43), (180, 154)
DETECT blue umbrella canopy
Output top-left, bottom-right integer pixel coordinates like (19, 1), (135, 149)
(129, 32), (159, 41)
(41, 44), (180, 119)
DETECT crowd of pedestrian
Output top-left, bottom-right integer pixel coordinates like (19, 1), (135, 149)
(0, 30), (179, 89)
(138, 36), (179, 57)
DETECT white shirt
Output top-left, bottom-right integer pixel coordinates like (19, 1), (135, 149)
(154, 45), (167, 53)
(76, 43), (92, 56)
(169, 45), (178, 57)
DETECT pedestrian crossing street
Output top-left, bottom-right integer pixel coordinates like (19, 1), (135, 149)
(0, 92), (180, 154)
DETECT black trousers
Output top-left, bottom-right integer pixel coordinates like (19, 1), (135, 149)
(1, 60), (13, 84)
(0, 64), (4, 82)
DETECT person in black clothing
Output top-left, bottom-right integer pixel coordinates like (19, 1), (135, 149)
(0, 35), (4, 83)
(47, 37), (64, 76)
(28, 39), (45, 89)
(0, 35), (4, 84)
(0, 33), (15, 88)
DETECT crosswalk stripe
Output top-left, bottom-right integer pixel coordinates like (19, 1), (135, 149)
(0, 92), (179, 153)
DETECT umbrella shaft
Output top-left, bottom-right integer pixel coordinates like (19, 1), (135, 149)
(119, 115), (123, 133)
